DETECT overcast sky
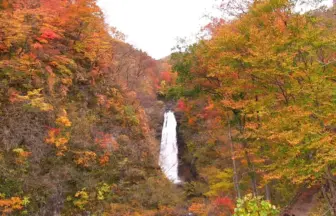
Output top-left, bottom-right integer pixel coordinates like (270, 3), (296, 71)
(97, 0), (333, 60)
(97, 0), (220, 59)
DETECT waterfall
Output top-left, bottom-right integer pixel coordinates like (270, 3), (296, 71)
(159, 111), (181, 184)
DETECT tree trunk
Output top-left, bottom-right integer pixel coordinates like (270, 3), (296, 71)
(265, 183), (271, 201)
(227, 116), (241, 199)
(321, 185), (335, 216)
(236, 112), (258, 197)
(325, 166), (336, 215)
(243, 146), (258, 196)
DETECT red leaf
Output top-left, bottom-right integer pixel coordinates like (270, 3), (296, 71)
(41, 29), (60, 40)
(161, 71), (172, 83)
(213, 197), (235, 212)
(177, 99), (187, 111)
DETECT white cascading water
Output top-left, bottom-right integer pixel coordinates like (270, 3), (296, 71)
(159, 111), (181, 184)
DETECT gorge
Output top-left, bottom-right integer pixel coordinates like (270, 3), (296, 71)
(0, 0), (335, 215)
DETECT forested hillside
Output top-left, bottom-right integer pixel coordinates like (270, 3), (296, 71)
(0, 0), (182, 215)
(166, 0), (336, 215)
(0, 0), (335, 215)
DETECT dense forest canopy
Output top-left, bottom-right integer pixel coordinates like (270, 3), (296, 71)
(168, 0), (336, 215)
(0, 0), (335, 215)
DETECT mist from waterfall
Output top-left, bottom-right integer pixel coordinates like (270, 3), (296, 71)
(159, 111), (181, 184)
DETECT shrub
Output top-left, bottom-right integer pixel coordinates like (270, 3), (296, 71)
(233, 194), (279, 216)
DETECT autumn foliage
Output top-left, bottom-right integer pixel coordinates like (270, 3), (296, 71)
(0, 0), (177, 214)
(171, 0), (336, 213)
(0, 0), (335, 214)
(0, 197), (24, 215)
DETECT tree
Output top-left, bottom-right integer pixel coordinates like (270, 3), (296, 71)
(171, 0), (336, 211)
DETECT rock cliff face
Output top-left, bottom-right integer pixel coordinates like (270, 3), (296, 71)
(175, 111), (198, 182)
